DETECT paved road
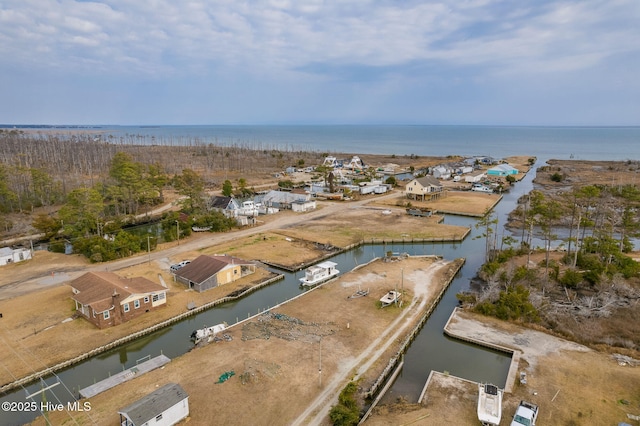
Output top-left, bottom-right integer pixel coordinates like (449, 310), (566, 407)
(0, 192), (401, 300)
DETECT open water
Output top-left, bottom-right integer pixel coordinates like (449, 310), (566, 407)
(23, 124), (640, 161)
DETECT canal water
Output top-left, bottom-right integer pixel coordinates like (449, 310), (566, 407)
(0, 163), (539, 426)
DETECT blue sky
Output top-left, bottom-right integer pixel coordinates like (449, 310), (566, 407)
(1, 0), (638, 125)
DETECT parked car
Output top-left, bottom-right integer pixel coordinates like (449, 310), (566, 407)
(170, 260), (190, 272)
(510, 401), (538, 426)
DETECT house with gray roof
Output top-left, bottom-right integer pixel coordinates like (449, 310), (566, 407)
(118, 383), (189, 426)
(405, 176), (443, 201)
(173, 254), (256, 292)
(0, 246), (32, 266)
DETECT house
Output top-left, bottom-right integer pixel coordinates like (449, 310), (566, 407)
(118, 383), (189, 426)
(465, 171), (486, 183)
(291, 199), (316, 212)
(487, 164), (519, 176)
(210, 196), (240, 217)
(405, 176), (443, 201)
(70, 272), (167, 329)
(173, 254), (256, 292)
(257, 190), (310, 210)
(0, 247), (32, 266)
(431, 165), (452, 180)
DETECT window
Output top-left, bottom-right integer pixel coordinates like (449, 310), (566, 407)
(134, 300), (140, 309)
(123, 303), (130, 313)
(155, 414), (163, 421)
(153, 294), (158, 302)
(144, 296), (149, 303)
(103, 310), (110, 320)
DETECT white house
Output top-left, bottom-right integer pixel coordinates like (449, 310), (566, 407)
(465, 171), (486, 183)
(0, 247), (32, 266)
(118, 383), (189, 426)
(431, 165), (452, 180)
(487, 164), (519, 176)
(292, 199), (317, 212)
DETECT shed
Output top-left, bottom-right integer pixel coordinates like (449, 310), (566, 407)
(118, 383), (189, 426)
(292, 199), (316, 212)
(0, 247), (32, 266)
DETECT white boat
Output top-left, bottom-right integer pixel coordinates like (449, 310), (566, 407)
(477, 383), (503, 426)
(299, 261), (339, 287)
(379, 290), (402, 307)
(191, 323), (227, 344)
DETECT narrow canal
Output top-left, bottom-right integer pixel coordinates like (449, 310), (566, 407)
(1, 162), (539, 426)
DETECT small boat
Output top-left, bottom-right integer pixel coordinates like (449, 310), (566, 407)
(191, 323), (227, 344)
(477, 383), (503, 426)
(379, 290), (402, 307)
(299, 261), (339, 287)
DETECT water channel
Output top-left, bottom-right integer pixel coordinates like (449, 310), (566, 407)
(1, 161), (539, 426)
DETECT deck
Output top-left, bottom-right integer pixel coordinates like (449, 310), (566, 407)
(79, 354), (171, 398)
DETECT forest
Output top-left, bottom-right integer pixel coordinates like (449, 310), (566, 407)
(0, 129), (323, 261)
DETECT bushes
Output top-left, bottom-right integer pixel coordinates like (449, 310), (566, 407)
(329, 381), (360, 425)
(474, 285), (539, 323)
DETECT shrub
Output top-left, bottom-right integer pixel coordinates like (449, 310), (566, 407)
(559, 269), (583, 288)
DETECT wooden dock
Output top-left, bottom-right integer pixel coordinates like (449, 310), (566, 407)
(79, 354), (171, 398)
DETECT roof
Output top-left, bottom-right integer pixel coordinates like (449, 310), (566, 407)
(175, 254), (251, 284)
(70, 272), (165, 312)
(259, 190), (309, 204)
(489, 164), (518, 173)
(210, 196), (235, 209)
(414, 176), (442, 187)
(118, 383), (188, 425)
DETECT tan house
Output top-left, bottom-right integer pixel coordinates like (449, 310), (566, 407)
(173, 254), (256, 292)
(70, 272), (167, 329)
(405, 176), (443, 201)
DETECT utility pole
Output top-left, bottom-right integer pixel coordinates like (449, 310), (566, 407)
(175, 220), (179, 245)
(318, 336), (322, 388)
(147, 235), (151, 265)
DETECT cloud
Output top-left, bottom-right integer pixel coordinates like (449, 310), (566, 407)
(0, 0), (638, 124)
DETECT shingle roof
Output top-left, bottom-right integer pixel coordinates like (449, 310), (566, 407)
(118, 383), (188, 425)
(70, 272), (165, 311)
(210, 196), (233, 209)
(175, 254), (250, 284)
(415, 176), (442, 187)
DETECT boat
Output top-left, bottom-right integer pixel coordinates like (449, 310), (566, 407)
(191, 323), (227, 344)
(477, 383), (503, 426)
(379, 290), (402, 307)
(299, 261), (339, 287)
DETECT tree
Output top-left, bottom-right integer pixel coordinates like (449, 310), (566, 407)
(222, 180), (233, 197)
(32, 214), (62, 240)
(174, 169), (206, 213)
(58, 187), (104, 237)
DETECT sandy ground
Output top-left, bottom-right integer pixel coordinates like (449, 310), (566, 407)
(364, 308), (640, 425)
(32, 256), (461, 426)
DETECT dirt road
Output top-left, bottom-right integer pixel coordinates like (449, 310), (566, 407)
(292, 260), (449, 425)
(0, 192), (401, 300)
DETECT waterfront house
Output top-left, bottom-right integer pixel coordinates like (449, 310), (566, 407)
(70, 272), (167, 329)
(487, 164), (519, 176)
(0, 246), (32, 266)
(405, 176), (443, 201)
(257, 189), (311, 210)
(118, 383), (189, 426)
(173, 254), (256, 292)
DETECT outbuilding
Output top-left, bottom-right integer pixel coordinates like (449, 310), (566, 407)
(173, 254), (256, 292)
(118, 383), (189, 426)
(0, 247), (32, 266)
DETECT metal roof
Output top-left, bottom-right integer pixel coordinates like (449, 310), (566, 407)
(118, 383), (188, 425)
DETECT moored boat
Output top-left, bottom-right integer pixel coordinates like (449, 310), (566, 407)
(191, 322), (227, 344)
(477, 383), (503, 426)
(299, 261), (339, 287)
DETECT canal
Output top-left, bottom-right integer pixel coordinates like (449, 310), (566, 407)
(1, 162), (539, 426)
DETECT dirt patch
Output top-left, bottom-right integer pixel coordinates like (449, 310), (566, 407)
(0, 263), (276, 387)
(366, 309), (640, 425)
(32, 256), (459, 426)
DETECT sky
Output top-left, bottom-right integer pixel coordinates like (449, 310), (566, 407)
(1, 0), (639, 126)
